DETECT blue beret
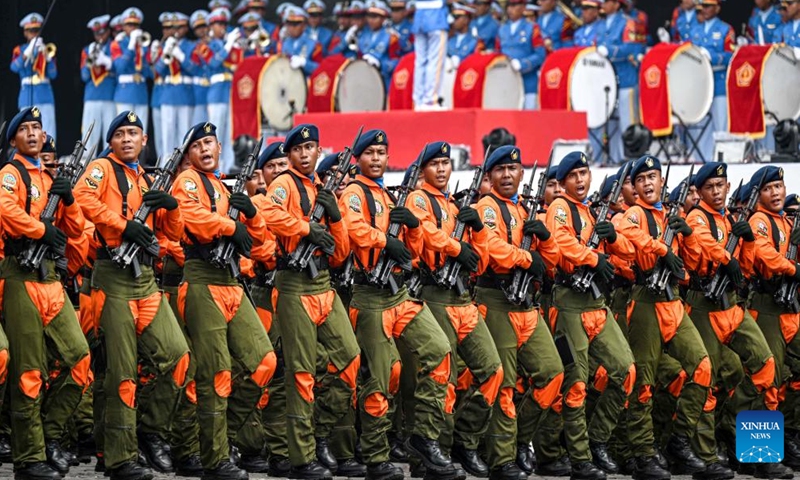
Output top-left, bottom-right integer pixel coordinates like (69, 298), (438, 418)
(316, 152), (340, 176)
(737, 181), (751, 203)
(668, 175), (693, 204)
(284, 124), (319, 150)
(617, 160), (633, 182)
(7, 107), (43, 145)
(785, 193), (799, 210)
(547, 167), (557, 181)
(750, 165), (784, 190)
(258, 142), (286, 169)
(630, 155), (661, 182)
(419, 141), (450, 167)
(183, 121), (217, 146)
(599, 173), (618, 200)
(41, 135), (56, 154)
(106, 110), (144, 143)
(485, 145), (521, 172)
(555, 151), (589, 182)
(354, 129), (388, 157)
(693, 162), (727, 188)
(402, 160), (419, 186)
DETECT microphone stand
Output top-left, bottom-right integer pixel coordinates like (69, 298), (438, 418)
(603, 85), (611, 164)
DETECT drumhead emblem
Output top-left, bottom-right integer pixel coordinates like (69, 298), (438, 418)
(644, 65), (661, 89)
(237, 74), (255, 100)
(735, 62), (756, 88)
(313, 72), (332, 96)
(394, 68), (410, 89)
(545, 68), (563, 89)
(461, 68), (479, 91)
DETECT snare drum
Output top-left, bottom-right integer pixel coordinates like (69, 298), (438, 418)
(259, 56), (307, 131)
(453, 53), (523, 109)
(538, 47), (617, 129)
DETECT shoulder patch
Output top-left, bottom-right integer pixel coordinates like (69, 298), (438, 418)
(274, 186), (287, 201)
(2, 173), (16, 188)
(483, 206), (497, 229)
(627, 212), (640, 225)
(413, 195), (426, 210)
(757, 221), (768, 237)
(84, 178), (98, 190)
(554, 206), (567, 225)
(696, 215), (706, 226)
(348, 193), (362, 213)
(183, 178), (198, 192)
(90, 167), (104, 182)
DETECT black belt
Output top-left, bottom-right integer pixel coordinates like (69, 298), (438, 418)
(183, 243), (216, 261)
(476, 274), (511, 290)
(613, 276), (634, 289)
(3, 238), (60, 260)
(352, 270), (406, 289)
(751, 277), (781, 295)
(276, 255), (329, 272)
(96, 247), (155, 268)
(253, 262), (275, 287)
(161, 273), (183, 288)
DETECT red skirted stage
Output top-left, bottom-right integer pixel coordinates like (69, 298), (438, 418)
(293, 109), (587, 169)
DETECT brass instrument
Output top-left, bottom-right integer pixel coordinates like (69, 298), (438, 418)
(138, 31), (152, 48)
(45, 43), (57, 61)
(247, 27), (271, 52)
(86, 42), (101, 67)
(558, 1), (583, 28)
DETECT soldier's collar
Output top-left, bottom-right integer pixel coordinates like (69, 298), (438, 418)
(14, 152), (41, 170)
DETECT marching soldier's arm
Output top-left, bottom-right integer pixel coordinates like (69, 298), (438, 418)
(617, 206), (669, 257)
(534, 234), (560, 270)
(408, 192), (462, 258)
(749, 212), (796, 276)
(172, 172), (237, 243)
(340, 187), (387, 250)
(74, 159), (128, 237)
(546, 199), (598, 268)
(685, 210), (731, 266)
(55, 196), (86, 239)
(66, 226), (92, 277)
(262, 176), (310, 238)
(252, 195), (278, 267)
(0, 166), (46, 239)
(329, 211), (350, 268)
(155, 206), (184, 242)
(475, 201), (532, 272)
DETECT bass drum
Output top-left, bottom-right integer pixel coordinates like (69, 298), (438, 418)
(335, 59), (386, 112)
(259, 56), (307, 131)
(763, 45), (800, 124)
(440, 55), (458, 110)
(482, 57), (523, 109)
(667, 45), (714, 125)
(569, 50), (618, 129)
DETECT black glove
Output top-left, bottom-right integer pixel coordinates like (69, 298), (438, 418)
(142, 190), (178, 212)
(593, 253), (616, 283)
(228, 192), (256, 219)
(527, 250), (546, 280)
(668, 215), (692, 236)
(594, 221), (617, 244)
(230, 221), (253, 256)
(663, 249), (685, 277)
(122, 220), (155, 249)
(793, 263), (800, 282)
(792, 228), (800, 246)
(457, 207), (483, 232)
(49, 176), (74, 206)
(40, 220), (67, 251)
(721, 257), (744, 287)
(316, 189), (342, 223)
(389, 206), (420, 229)
(306, 222), (335, 250)
(731, 220), (755, 243)
(384, 236), (411, 265)
(523, 219), (551, 241)
(454, 241), (479, 272)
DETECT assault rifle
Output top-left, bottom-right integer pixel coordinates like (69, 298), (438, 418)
(775, 208), (800, 312)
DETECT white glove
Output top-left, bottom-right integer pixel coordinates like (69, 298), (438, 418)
(698, 46), (711, 60)
(279, 25), (288, 41)
(224, 29), (241, 52)
(363, 53), (380, 68)
(447, 14), (454, 24)
(793, 47), (800, 60)
(150, 39), (161, 59)
(171, 45), (186, 63)
(115, 31), (127, 43)
(657, 27), (670, 44)
(736, 35), (749, 47)
(290, 55), (307, 69)
(89, 41), (98, 52)
(128, 29), (142, 50)
(597, 45), (609, 57)
(24, 37), (44, 58)
(96, 51), (112, 69)
(510, 58), (521, 71)
(450, 55), (461, 69)
(345, 25), (359, 45)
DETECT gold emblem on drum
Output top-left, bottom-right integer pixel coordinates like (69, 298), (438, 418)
(313, 72), (332, 96)
(735, 62), (756, 88)
(394, 68), (410, 89)
(644, 65), (661, 89)
(545, 68), (563, 89)
(461, 68), (479, 91)
(237, 74), (255, 100)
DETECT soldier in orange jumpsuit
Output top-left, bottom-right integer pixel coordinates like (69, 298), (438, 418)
(262, 124), (361, 480)
(1, 107), (81, 480)
(471, 145), (564, 480)
(744, 166), (800, 470)
(615, 156), (723, 480)
(405, 141), (503, 478)
(73, 110), (190, 480)
(545, 151), (635, 480)
(683, 162), (790, 479)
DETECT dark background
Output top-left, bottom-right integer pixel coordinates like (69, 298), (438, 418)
(0, 0), (754, 155)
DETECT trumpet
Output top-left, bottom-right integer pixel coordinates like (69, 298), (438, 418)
(86, 42), (101, 67)
(247, 27), (271, 52)
(45, 43), (57, 61)
(138, 31), (152, 48)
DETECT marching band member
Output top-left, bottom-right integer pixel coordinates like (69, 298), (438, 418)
(81, 15), (116, 152)
(689, 0), (734, 164)
(329, 2), (353, 56)
(239, 12), (271, 57)
(471, 0), (500, 50)
(149, 12), (175, 160)
(448, 3), (483, 64)
(536, 0), (575, 52)
(11, 13), (58, 140)
(248, 0), (278, 37)
(189, 10), (212, 126)
(111, 8), (151, 137)
(670, 0), (700, 42)
(622, 0), (650, 44)
(748, 0), (783, 44)
(574, 1), (601, 46)
(390, 0), (415, 55)
(411, 0), (449, 110)
(305, 0), (334, 56)
(778, 0), (800, 47)
(359, 1), (402, 92)
(497, 0), (546, 111)
(207, 8), (241, 173)
(280, 6), (324, 77)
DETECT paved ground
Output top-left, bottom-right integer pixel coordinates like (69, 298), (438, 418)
(0, 461), (770, 480)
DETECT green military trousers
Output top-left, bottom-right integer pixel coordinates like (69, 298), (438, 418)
(274, 268), (361, 467)
(90, 259), (189, 470)
(420, 285), (502, 452)
(1, 257), (88, 466)
(475, 286), (564, 469)
(625, 285), (712, 458)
